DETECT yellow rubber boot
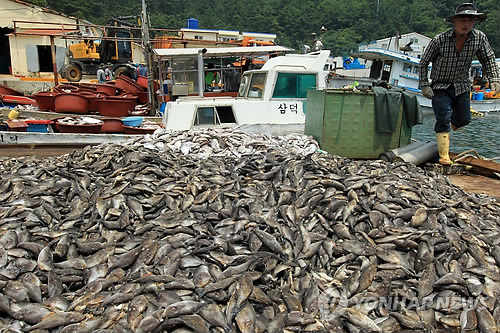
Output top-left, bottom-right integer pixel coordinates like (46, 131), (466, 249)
(436, 132), (452, 165)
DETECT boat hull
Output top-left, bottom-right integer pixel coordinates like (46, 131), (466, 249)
(0, 131), (138, 145)
(163, 96), (307, 135)
(415, 92), (500, 113)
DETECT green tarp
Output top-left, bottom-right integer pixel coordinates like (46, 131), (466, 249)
(373, 86), (423, 133)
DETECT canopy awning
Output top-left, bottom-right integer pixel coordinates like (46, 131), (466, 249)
(350, 49), (420, 65)
(154, 45), (293, 58)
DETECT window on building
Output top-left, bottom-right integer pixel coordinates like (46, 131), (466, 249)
(272, 73), (316, 98)
(37, 45), (53, 72)
(194, 35), (203, 40)
(410, 38), (419, 44)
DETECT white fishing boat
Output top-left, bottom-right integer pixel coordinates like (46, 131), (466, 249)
(158, 49), (337, 135)
(331, 48), (500, 113)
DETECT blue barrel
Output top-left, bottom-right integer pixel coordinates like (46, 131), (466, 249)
(187, 18), (199, 29)
(475, 92), (484, 100)
(160, 102), (166, 116)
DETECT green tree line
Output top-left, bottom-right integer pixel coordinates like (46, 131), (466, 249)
(27, 0), (499, 56)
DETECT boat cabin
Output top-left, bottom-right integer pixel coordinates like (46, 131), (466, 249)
(331, 48), (422, 92)
(158, 50), (333, 135)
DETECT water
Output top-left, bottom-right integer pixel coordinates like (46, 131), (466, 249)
(411, 111), (500, 159)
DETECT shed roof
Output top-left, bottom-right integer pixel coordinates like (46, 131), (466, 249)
(6, 0), (82, 22)
(154, 45), (292, 58)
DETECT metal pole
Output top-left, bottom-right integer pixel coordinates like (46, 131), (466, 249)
(50, 35), (59, 86)
(141, 0), (156, 115)
(198, 49), (205, 97)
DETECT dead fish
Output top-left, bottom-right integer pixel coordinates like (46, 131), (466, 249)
(164, 300), (205, 318)
(37, 246), (54, 271)
(135, 308), (165, 333)
(0, 128), (500, 333)
(476, 307), (498, 333)
(418, 263), (436, 299)
(21, 272), (42, 303)
(199, 303), (230, 331)
(25, 311), (86, 331)
(58, 318), (103, 333)
(343, 308), (382, 332)
(235, 303), (256, 333)
(10, 302), (51, 324)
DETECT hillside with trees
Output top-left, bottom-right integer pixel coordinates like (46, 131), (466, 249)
(27, 0), (499, 56)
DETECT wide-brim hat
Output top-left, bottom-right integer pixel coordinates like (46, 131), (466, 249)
(446, 3), (487, 22)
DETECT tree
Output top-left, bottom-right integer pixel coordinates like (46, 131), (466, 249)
(23, 0), (499, 55)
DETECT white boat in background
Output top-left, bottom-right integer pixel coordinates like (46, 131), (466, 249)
(161, 50), (336, 135)
(331, 48), (500, 113)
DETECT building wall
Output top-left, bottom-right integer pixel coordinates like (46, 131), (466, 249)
(241, 32), (276, 42)
(8, 35), (78, 76)
(180, 28), (276, 44)
(181, 29), (220, 42)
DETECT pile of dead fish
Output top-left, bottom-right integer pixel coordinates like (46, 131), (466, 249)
(0, 129), (500, 333)
(56, 117), (103, 126)
(126, 128), (320, 159)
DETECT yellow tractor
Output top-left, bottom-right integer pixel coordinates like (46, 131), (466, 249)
(61, 18), (139, 82)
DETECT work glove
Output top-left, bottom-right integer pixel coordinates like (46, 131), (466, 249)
(491, 82), (500, 94)
(422, 86), (434, 99)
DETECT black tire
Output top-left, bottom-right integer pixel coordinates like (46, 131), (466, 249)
(61, 63), (83, 82)
(114, 66), (127, 78)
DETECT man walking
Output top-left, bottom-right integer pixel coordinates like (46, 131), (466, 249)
(419, 3), (499, 165)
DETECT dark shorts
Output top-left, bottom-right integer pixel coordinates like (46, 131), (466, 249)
(432, 86), (471, 133)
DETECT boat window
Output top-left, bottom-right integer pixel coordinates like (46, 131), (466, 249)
(195, 107), (217, 125)
(381, 60), (393, 82)
(413, 66), (420, 74)
(194, 106), (236, 126)
(369, 60), (383, 79)
(247, 73), (266, 98)
(403, 64), (412, 73)
(216, 106), (236, 123)
(237, 74), (250, 97)
(272, 73), (316, 98)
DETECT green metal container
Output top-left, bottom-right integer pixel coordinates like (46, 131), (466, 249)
(305, 89), (412, 159)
